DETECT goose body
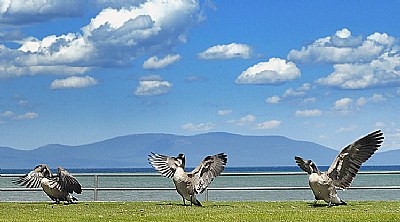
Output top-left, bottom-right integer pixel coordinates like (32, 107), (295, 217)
(295, 130), (384, 207)
(14, 164), (82, 203)
(149, 152), (227, 206)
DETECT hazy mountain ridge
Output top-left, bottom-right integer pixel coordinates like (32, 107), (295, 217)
(0, 132), (397, 169)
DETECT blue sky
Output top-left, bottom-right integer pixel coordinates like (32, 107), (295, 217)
(0, 0), (399, 152)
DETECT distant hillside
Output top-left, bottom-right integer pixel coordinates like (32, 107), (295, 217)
(0, 132), (395, 169)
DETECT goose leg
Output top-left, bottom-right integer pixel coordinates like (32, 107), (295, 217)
(328, 194), (333, 207)
(312, 199), (318, 207)
(190, 196), (193, 206)
(182, 197), (186, 206)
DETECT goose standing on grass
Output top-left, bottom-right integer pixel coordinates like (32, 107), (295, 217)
(148, 152), (227, 206)
(295, 130), (384, 207)
(14, 164), (82, 204)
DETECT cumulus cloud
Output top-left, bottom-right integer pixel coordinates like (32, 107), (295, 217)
(235, 58), (301, 84)
(288, 28), (394, 64)
(50, 76), (98, 89)
(238, 114), (256, 125)
(317, 53), (400, 89)
(288, 28), (400, 89)
(229, 114), (256, 126)
(134, 75), (172, 96)
(283, 83), (311, 98)
(198, 43), (251, 59)
(334, 98), (353, 109)
(303, 97), (316, 103)
(2, 111), (15, 118)
(256, 120), (281, 129)
(265, 96), (280, 104)
(0, 0), (84, 25)
(356, 93), (386, 107)
(143, 54), (181, 69)
(181, 122), (215, 131)
(218, 110), (232, 116)
(295, 109), (322, 117)
(0, 0), (201, 78)
(13, 112), (38, 120)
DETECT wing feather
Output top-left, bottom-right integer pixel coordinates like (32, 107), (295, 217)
(327, 130), (384, 189)
(57, 168), (82, 194)
(148, 152), (179, 178)
(191, 153), (227, 194)
(13, 166), (46, 188)
(294, 156), (312, 174)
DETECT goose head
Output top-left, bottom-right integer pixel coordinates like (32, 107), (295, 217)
(35, 164), (52, 178)
(176, 153), (186, 169)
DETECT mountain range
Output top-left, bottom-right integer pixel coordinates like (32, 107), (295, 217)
(0, 132), (398, 169)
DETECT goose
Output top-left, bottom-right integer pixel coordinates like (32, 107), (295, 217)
(295, 130), (384, 207)
(148, 152), (227, 206)
(14, 164), (82, 204)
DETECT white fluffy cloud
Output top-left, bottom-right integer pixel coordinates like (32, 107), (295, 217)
(0, 0), (83, 25)
(13, 112), (38, 120)
(265, 96), (280, 104)
(256, 120), (281, 129)
(198, 43), (251, 59)
(2, 111), (15, 118)
(182, 122), (215, 131)
(50, 76), (98, 89)
(288, 28), (400, 89)
(295, 109), (322, 117)
(238, 114), (256, 125)
(229, 114), (256, 126)
(356, 93), (386, 107)
(0, 0), (201, 78)
(143, 54), (181, 69)
(334, 98), (353, 109)
(288, 28), (394, 64)
(235, 58), (301, 84)
(134, 75), (172, 96)
(283, 83), (311, 98)
(317, 53), (400, 89)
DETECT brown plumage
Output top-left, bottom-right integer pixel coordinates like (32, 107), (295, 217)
(149, 152), (227, 206)
(14, 164), (82, 203)
(295, 130), (384, 206)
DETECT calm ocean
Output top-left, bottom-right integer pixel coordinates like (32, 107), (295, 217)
(2, 166), (400, 202)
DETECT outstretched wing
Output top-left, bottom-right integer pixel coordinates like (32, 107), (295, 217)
(13, 164), (50, 188)
(191, 153), (227, 194)
(294, 156), (312, 174)
(327, 130), (384, 189)
(57, 168), (82, 194)
(148, 152), (179, 178)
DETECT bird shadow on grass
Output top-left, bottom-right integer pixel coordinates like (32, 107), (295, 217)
(308, 203), (328, 208)
(156, 202), (233, 208)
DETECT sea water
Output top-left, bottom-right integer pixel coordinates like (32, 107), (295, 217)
(2, 166), (400, 202)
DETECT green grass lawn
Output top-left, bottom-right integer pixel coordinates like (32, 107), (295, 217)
(1, 201), (400, 222)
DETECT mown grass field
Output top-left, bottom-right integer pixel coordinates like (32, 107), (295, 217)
(1, 201), (400, 222)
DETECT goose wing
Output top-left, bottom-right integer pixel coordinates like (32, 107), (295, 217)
(294, 156), (312, 174)
(57, 167), (82, 194)
(13, 170), (44, 188)
(13, 164), (50, 188)
(148, 152), (180, 178)
(327, 130), (384, 189)
(190, 153), (227, 194)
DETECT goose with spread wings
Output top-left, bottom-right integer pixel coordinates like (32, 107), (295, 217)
(14, 164), (82, 203)
(295, 130), (384, 207)
(148, 152), (227, 206)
